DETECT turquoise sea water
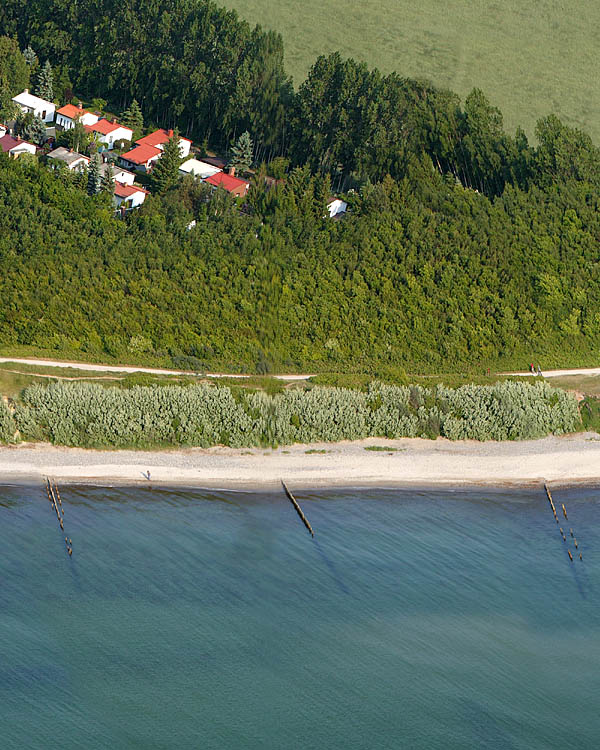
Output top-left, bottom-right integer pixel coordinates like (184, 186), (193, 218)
(1, 483), (599, 749)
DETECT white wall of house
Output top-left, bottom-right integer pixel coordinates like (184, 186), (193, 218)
(119, 155), (160, 173)
(111, 167), (135, 185)
(0, 125), (6, 137)
(56, 112), (99, 130)
(12, 91), (55, 123)
(9, 142), (37, 157)
(113, 190), (147, 209)
(96, 126), (134, 149)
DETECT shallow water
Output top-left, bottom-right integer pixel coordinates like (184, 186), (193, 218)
(1, 484), (599, 749)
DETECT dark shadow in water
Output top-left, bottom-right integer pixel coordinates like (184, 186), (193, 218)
(313, 538), (349, 595)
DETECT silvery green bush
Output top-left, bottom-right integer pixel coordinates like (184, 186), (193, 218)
(0, 400), (16, 444)
(13, 379), (579, 448)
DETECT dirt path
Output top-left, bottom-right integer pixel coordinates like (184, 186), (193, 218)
(0, 357), (314, 381)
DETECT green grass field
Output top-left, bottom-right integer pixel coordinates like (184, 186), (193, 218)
(220, 0), (600, 142)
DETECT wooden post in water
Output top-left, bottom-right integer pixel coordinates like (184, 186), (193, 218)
(281, 480), (314, 537)
(562, 503), (568, 520)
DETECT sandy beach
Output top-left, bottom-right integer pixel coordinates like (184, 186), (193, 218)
(1, 433), (600, 489)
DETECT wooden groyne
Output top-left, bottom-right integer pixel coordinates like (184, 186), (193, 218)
(45, 478), (72, 555)
(281, 480), (314, 537)
(545, 483), (580, 563)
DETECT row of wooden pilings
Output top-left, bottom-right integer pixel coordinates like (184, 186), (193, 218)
(544, 483), (581, 562)
(45, 478), (73, 556)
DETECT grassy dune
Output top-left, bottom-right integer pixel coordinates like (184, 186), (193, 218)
(220, 0), (600, 141)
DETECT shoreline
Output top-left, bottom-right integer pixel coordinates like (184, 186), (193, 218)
(1, 433), (600, 490)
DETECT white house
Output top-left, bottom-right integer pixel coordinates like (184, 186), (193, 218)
(119, 143), (161, 172)
(100, 162), (135, 185)
(46, 146), (89, 171)
(86, 118), (133, 149)
(0, 124), (6, 137)
(326, 198), (347, 218)
(0, 134), (36, 158)
(113, 182), (149, 210)
(179, 158), (221, 179)
(56, 103), (99, 130)
(12, 89), (55, 123)
(136, 129), (192, 158)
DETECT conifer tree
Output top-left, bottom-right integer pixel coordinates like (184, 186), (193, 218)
(34, 60), (54, 101)
(87, 153), (102, 196)
(150, 131), (181, 194)
(230, 131), (253, 174)
(101, 163), (115, 195)
(22, 46), (38, 68)
(23, 114), (46, 145)
(122, 99), (144, 141)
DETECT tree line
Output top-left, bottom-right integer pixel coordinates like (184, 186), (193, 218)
(2, 1), (600, 199)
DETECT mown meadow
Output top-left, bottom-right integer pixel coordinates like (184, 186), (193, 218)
(219, 0), (600, 142)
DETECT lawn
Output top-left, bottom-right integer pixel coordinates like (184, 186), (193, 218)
(220, 0), (600, 142)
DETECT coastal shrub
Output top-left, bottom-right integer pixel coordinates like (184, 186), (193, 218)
(0, 399), (16, 443)
(12, 380), (579, 448)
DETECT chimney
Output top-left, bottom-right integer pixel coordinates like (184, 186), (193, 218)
(78, 101), (83, 109)
(168, 129), (173, 138)
(229, 166), (235, 177)
(24, 88), (29, 94)
(112, 117), (117, 124)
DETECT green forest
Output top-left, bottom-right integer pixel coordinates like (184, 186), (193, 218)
(1, 0), (600, 375)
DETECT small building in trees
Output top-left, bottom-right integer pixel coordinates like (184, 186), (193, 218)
(56, 103), (99, 130)
(204, 168), (250, 197)
(0, 134), (37, 158)
(136, 129), (191, 158)
(99, 161), (135, 185)
(119, 143), (162, 172)
(179, 158), (221, 179)
(85, 118), (133, 149)
(113, 182), (149, 210)
(12, 89), (55, 123)
(0, 124), (6, 138)
(326, 197), (347, 218)
(46, 146), (89, 171)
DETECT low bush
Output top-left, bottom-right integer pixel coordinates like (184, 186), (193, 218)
(11, 380), (579, 449)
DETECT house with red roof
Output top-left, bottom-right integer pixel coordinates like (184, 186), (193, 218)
(113, 182), (149, 210)
(204, 169), (250, 197)
(136, 129), (192, 158)
(85, 119), (134, 150)
(0, 134), (37, 158)
(56, 103), (99, 130)
(118, 143), (162, 172)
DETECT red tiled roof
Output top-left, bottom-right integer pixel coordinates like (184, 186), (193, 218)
(57, 103), (89, 119)
(114, 181), (149, 198)
(88, 118), (122, 135)
(136, 129), (192, 147)
(0, 134), (20, 152)
(205, 172), (249, 192)
(120, 144), (161, 165)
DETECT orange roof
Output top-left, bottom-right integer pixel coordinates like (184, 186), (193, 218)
(88, 118), (123, 135)
(114, 181), (149, 198)
(205, 172), (249, 192)
(136, 128), (192, 148)
(120, 144), (161, 165)
(57, 103), (89, 119)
